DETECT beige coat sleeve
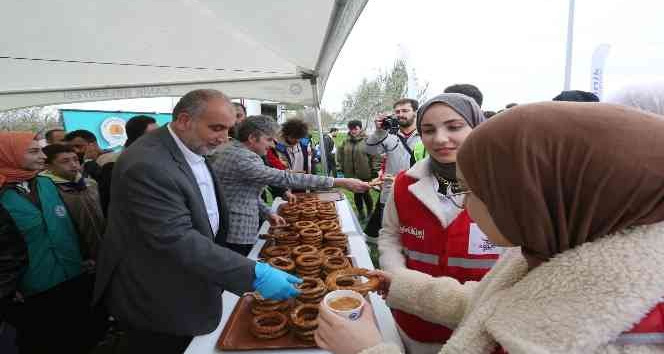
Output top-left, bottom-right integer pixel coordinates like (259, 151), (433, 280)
(386, 268), (479, 329)
(359, 343), (403, 354)
(377, 190), (407, 273)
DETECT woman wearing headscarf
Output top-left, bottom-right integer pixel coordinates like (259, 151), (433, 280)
(0, 133), (33, 320)
(316, 102), (664, 354)
(377, 93), (501, 354)
(0, 132), (107, 353)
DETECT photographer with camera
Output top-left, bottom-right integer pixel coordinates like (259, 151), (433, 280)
(364, 98), (421, 238)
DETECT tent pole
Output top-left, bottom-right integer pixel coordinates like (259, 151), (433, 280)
(310, 77), (329, 177)
(563, 0), (575, 91)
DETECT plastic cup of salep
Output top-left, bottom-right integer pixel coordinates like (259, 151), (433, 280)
(323, 289), (365, 321)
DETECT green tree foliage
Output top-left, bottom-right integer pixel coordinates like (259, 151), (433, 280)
(340, 59), (428, 128)
(291, 108), (338, 131)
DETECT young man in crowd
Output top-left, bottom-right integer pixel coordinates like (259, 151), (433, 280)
(275, 119), (316, 175)
(553, 90), (600, 102)
(64, 129), (110, 182)
(322, 127), (338, 177)
(228, 102), (248, 140)
(365, 98), (421, 237)
(40, 144), (105, 265)
(233, 102), (247, 123)
(338, 120), (379, 220)
(444, 83), (484, 107)
(44, 128), (66, 145)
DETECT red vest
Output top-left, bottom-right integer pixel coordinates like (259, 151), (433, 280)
(615, 301), (664, 345)
(392, 172), (500, 343)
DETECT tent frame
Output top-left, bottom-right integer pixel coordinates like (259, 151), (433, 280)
(1, 0), (370, 176)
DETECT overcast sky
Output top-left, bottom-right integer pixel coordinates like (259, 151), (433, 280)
(62, 0), (664, 114)
(321, 0), (664, 112)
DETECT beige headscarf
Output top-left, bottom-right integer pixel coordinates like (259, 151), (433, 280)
(458, 102), (664, 268)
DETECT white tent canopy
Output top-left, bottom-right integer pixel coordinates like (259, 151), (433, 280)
(0, 0), (368, 111)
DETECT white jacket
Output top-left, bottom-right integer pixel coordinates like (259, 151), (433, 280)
(363, 222), (664, 354)
(377, 157), (463, 273)
(365, 129), (421, 203)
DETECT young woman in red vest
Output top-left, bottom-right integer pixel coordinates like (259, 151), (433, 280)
(315, 103), (664, 354)
(376, 93), (501, 353)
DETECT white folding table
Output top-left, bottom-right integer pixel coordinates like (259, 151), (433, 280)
(185, 198), (403, 354)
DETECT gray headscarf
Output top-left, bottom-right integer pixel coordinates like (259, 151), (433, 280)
(416, 93), (486, 192)
(416, 93), (486, 132)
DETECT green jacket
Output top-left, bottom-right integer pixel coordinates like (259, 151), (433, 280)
(414, 141), (427, 162)
(0, 177), (83, 296)
(337, 134), (380, 181)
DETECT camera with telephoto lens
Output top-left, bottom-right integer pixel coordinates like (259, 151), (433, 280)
(381, 115), (400, 134)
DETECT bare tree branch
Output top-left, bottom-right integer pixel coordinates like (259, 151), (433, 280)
(339, 58), (426, 130)
(0, 106), (60, 133)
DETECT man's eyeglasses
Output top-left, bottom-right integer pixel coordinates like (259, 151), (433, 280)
(444, 191), (471, 209)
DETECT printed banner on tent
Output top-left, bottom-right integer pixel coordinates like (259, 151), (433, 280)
(61, 109), (171, 149)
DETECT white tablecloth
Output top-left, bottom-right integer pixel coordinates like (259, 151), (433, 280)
(185, 197), (403, 354)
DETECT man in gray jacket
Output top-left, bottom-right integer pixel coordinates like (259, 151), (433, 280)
(365, 98), (421, 237)
(210, 115), (370, 256)
(93, 90), (301, 353)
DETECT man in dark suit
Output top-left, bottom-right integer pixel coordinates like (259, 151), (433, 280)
(323, 127), (338, 177)
(93, 89), (300, 353)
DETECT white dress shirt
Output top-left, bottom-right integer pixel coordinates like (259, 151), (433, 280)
(167, 124), (220, 235)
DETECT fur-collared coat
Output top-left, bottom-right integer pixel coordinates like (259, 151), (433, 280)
(363, 222), (664, 354)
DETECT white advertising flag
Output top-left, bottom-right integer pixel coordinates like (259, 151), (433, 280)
(590, 44), (611, 100)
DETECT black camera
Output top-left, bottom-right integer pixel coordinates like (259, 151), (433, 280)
(381, 115), (400, 134)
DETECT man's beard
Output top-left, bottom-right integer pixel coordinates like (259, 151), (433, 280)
(399, 117), (414, 127)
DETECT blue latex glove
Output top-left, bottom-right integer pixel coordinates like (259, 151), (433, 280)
(253, 262), (302, 300)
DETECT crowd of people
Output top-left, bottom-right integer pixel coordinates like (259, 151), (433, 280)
(0, 89), (369, 354)
(1, 82), (663, 354)
(314, 83), (664, 354)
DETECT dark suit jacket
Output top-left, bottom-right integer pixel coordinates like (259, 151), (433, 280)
(93, 126), (256, 336)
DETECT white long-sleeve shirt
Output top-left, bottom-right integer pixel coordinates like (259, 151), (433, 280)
(168, 124), (220, 235)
